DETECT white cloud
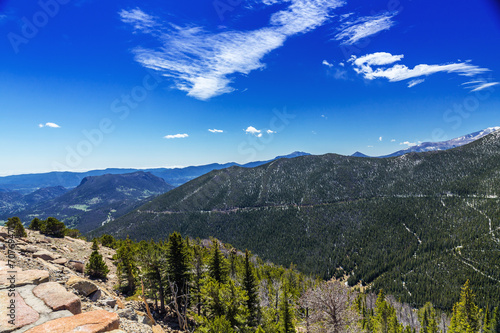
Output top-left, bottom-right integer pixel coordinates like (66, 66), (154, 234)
(119, 8), (157, 32)
(407, 78), (425, 88)
(367, 145), (373, 148)
(39, 122), (61, 128)
(350, 52), (490, 84)
(322, 60), (333, 67)
(379, 136), (382, 141)
(208, 129), (223, 133)
(164, 133), (188, 139)
(245, 126), (263, 137)
(120, 0), (344, 100)
(335, 12), (397, 45)
(471, 82), (499, 91)
(351, 52), (403, 67)
(462, 80), (499, 92)
(391, 139), (396, 142)
(267, 129), (276, 134)
(400, 141), (417, 147)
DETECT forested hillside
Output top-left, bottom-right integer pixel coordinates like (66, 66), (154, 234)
(91, 130), (500, 310)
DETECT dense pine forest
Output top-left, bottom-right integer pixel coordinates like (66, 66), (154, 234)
(97, 231), (499, 333)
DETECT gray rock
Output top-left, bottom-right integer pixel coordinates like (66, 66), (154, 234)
(88, 289), (102, 302)
(98, 297), (117, 308)
(117, 307), (137, 321)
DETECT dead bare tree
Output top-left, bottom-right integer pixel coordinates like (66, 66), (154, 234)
(299, 281), (361, 333)
(168, 279), (189, 331)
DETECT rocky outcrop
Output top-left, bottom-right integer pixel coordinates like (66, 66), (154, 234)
(0, 227), (176, 333)
(23, 310), (119, 333)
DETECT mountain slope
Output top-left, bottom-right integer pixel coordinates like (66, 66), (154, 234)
(10, 171), (173, 233)
(91, 130), (500, 309)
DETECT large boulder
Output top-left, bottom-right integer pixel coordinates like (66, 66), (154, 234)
(66, 276), (99, 296)
(32, 282), (81, 315)
(24, 309), (119, 333)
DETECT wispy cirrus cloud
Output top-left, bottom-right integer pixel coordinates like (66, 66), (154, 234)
(350, 52), (490, 85)
(462, 80), (499, 92)
(39, 122), (61, 128)
(119, 0), (344, 100)
(208, 129), (223, 133)
(164, 133), (188, 139)
(118, 8), (157, 32)
(407, 79), (425, 88)
(335, 11), (398, 45)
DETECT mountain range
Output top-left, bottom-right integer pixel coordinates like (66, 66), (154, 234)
(352, 126), (500, 158)
(0, 152), (311, 193)
(90, 129), (500, 310)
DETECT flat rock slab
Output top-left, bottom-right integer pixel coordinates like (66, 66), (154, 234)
(0, 269), (49, 289)
(32, 250), (60, 261)
(66, 276), (98, 296)
(0, 289), (39, 332)
(32, 282), (81, 315)
(24, 309), (119, 333)
(51, 258), (67, 265)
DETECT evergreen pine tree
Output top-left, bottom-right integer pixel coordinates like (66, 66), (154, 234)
(373, 290), (391, 333)
(136, 240), (168, 313)
(449, 280), (482, 333)
(280, 281), (296, 333)
(484, 307), (499, 333)
(116, 237), (138, 294)
(85, 239), (109, 279)
(208, 239), (228, 284)
(167, 232), (191, 296)
(418, 303), (438, 333)
(193, 244), (205, 316)
(243, 249), (260, 327)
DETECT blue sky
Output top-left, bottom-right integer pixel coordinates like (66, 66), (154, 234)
(1, 0), (500, 175)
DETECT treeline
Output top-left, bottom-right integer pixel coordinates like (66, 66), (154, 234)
(5, 216), (82, 238)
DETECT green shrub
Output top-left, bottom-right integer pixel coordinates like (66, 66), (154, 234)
(43, 217), (66, 238)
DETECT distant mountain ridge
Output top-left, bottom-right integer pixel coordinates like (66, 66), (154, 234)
(3, 171), (173, 233)
(352, 126), (500, 158)
(0, 151), (311, 192)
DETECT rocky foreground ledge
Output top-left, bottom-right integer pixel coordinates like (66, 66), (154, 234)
(0, 227), (174, 333)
